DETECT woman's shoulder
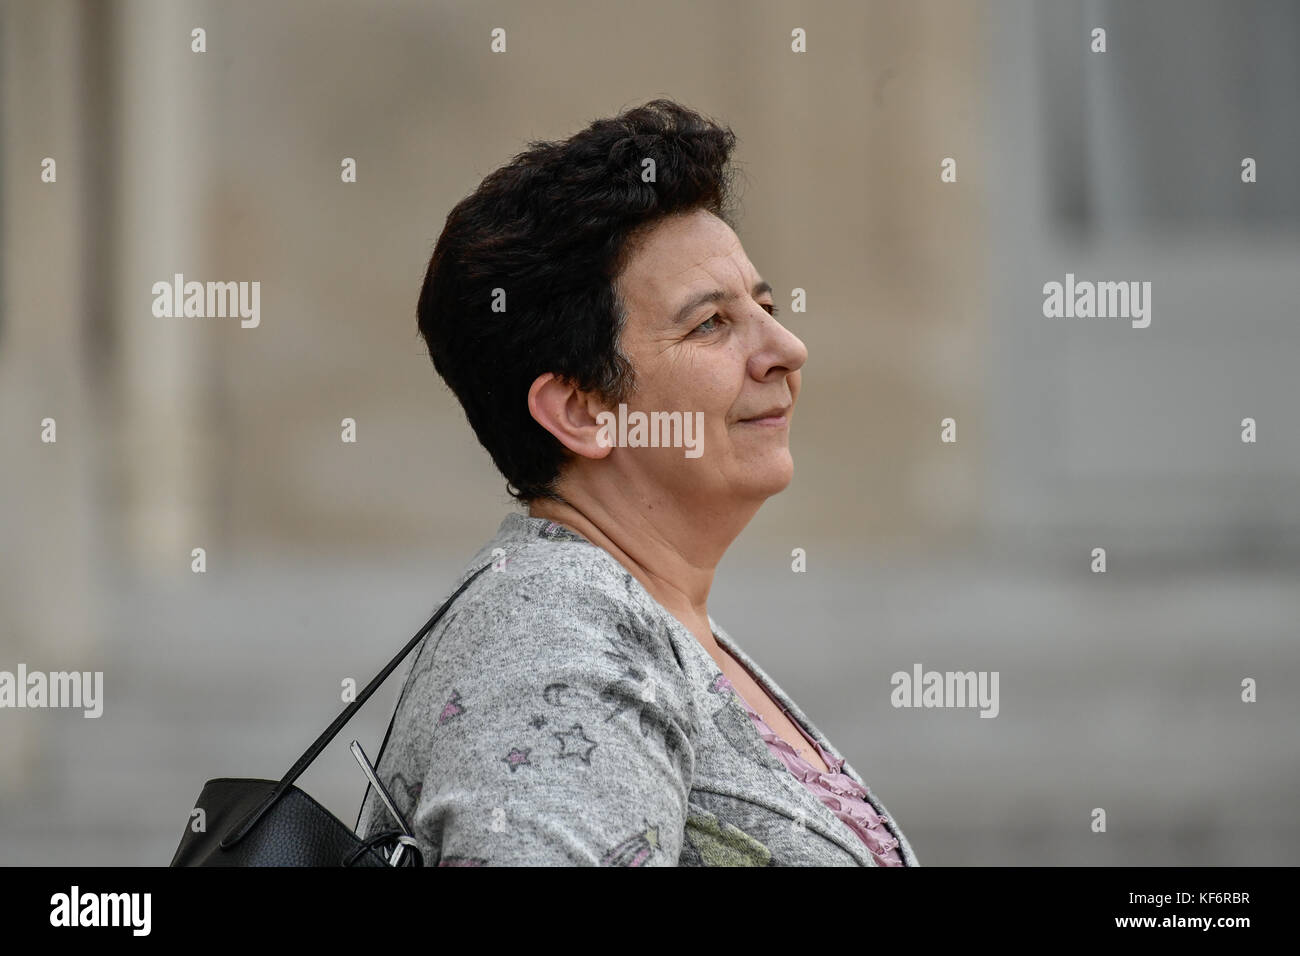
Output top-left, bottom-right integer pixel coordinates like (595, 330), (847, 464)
(455, 511), (641, 608)
(429, 511), (686, 676)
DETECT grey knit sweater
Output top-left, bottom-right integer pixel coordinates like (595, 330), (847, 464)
(355, 512), (919, 867)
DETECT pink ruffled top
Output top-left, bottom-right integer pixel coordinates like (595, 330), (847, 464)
(722, 676), (904, 866)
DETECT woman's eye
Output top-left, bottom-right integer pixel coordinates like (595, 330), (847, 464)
(691, 303), (779, 336)
(691, 314), (722, 335)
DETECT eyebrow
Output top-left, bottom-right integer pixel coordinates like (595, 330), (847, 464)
(669, 279), (774, 327)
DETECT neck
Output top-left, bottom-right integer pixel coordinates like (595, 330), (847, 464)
(527, 487), (757, 646)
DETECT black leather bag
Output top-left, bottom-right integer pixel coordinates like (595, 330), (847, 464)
(170, 562), (493, 866)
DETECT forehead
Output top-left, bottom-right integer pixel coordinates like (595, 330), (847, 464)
(616, 210), (756, 310)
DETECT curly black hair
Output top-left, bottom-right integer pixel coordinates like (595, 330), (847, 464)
(416, 99), (743, 504)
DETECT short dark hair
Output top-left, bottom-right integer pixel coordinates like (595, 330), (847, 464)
(416, 99), (742, 504)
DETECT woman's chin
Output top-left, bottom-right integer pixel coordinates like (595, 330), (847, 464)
(734, 456), (794, 497)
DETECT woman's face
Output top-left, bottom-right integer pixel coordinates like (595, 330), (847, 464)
(609, 208), (808, 505)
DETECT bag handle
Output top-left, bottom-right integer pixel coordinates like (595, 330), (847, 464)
(220, 561), (495, 849)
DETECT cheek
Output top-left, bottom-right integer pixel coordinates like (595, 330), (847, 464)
(688, 376), (738, 419)
(655, 349), (747, 429)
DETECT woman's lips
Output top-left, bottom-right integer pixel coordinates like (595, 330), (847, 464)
(738, 414), (788, 426)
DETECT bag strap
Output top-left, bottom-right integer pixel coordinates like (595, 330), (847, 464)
(220, 560), (495, 849)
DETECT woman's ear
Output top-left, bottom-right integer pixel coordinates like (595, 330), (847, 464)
(527, 372), (615, 460)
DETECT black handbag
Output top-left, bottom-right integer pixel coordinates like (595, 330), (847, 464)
(169, 561), (493, 866)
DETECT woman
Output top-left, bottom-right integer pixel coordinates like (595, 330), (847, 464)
(357, 99), (919, 867)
